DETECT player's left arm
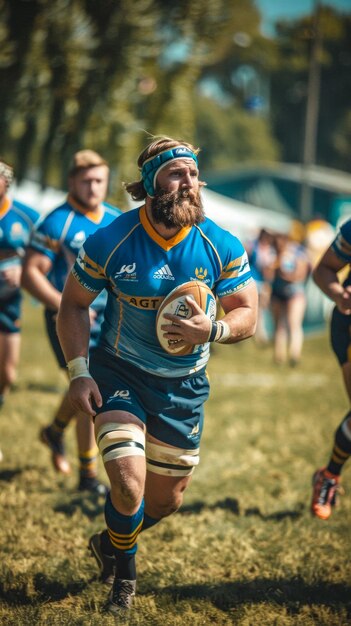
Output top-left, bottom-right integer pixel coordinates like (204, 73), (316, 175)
(216, 281), (258, 344)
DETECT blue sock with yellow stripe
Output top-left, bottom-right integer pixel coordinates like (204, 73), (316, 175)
(79, 446), (99, 478)
(105, 492), (144, 580)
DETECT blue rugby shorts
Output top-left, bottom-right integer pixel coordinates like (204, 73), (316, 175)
(89, 347), (210, 450)
(0, 290), (22, 333)
(330, 306), (351, 366)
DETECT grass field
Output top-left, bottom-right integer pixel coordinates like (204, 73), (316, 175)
(0, 297), (350, 625)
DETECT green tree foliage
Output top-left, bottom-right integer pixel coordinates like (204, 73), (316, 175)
(0, 0), (266, 198)
(1, 1), (350, 198)
(270, 7), (351, 169)
(194, 95), (280, 173)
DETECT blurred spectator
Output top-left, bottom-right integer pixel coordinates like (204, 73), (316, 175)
(305, 218), (335, 269)
(248, 228), (276, 344)
(270, 229), (311, 366)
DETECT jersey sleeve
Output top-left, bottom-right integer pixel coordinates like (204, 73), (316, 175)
(29, 211), (63, 262)
(214, 230), (253, 298)
(332, 219), (351, 263)
(71, 233), (110, 294)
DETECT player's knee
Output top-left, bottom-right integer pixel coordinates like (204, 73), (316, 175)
(151, 492), (184, 519)
(110, 471), (144, 510)
(146, 441), (200, 478)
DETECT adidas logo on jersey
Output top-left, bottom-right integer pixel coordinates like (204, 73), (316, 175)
(153, 264), (175, 280)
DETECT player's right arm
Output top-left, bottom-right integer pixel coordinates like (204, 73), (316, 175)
(21, 248), (62, 311)
(313, 247), (351, 315)
(57, 272), (103, 417)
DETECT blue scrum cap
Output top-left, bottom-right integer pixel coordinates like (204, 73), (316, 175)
(141, 146), (198, 197)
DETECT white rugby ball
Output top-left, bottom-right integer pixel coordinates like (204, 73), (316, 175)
(156, 280), (216, 356)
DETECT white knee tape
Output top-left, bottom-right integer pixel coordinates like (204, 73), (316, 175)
(97, 422), (145, 463)
(146, 442), (200, 477)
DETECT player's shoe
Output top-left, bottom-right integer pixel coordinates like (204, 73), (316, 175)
(103, 577), (136, 614)
(39, 426), (71, 475)
(78, 476), (109, 496)
(311, 467), (341, 520)
(88, 532), (115, 585)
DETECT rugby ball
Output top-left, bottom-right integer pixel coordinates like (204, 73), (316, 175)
(156, 280), (216, 356)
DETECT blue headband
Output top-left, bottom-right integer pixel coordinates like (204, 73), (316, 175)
(141, 146), (198, 197)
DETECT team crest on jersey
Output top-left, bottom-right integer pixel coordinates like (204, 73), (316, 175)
(194, 267), (208, 280)
(191, 267), (210, 284)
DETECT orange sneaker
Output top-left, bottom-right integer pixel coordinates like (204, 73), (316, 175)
(311, 467), (340, 520)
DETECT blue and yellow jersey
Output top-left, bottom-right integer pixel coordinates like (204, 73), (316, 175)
(72, 205), (253, 377)
(0, 197), (40, 299)
(29, 195), (122, 310)
(332, 218), (351, 288)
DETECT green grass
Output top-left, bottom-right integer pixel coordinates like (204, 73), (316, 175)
(0, 297), (350, 625)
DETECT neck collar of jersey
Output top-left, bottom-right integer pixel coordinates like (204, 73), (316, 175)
(0, 196), (11, 217)
(140, 205), (191, 251)
(67, 194), (104, 223)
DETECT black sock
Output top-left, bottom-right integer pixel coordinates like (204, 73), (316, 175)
(101, 529), (114, 556)
(115, 553), (136, 580)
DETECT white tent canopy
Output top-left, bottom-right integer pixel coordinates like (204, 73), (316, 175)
(201, 187), (293, 243)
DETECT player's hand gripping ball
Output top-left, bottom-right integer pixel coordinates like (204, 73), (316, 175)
(156, 280), (217, 356)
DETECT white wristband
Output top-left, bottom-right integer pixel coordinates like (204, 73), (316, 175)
(207, 320), (231, 343)
(215, 320), (231, 343)
(67, 356), (92, 381)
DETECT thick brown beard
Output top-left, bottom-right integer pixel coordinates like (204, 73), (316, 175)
(150, 189), (205, 228)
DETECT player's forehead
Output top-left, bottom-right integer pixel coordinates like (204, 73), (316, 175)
(160, 158), (198, 174)
(75, 164), (109, 181)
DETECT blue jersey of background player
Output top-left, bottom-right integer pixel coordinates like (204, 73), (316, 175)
(311, 217), (351, 520)
(0, 159), (39, 417)
(21, 149), (122, 493)
(0, 198), (39, 300)
(29, 193), (121, 351)
(57, 136), (258, 615)
(73, 204), (252, 377)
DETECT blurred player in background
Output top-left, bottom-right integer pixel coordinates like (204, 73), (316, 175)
(0, 159), (39, 461)
(311, 217), (351, 520)
(21, 150), (122, 493)
(56, 136), (258, 614)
